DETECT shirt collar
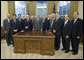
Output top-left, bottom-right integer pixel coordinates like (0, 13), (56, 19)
(74, 18), (78, 21)
(56, 17), (60, 20)
(65, 20), (68, 23)
(7, 18), (10, 20)
(48, 18), (50, 20)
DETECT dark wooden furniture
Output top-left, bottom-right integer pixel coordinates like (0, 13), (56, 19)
(1, 27), (5, 39)
(13, 31), (55, 55)
(80, 34), (83, 42)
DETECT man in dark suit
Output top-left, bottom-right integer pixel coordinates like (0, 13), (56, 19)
(42, 16), (48, 31)
(46, 15), (51, 31)
(16, 14), (24, 32)
(50, 12), (64, 50)
(23, 15), (33, 31)
(3, 14), (12, 46)
(62, 15), (71, 53)
(10, 14), (18, 34)
(49, 14), (56, 32)
(10, 14), (18, 46)
(71, 12), (83, 55)
(49, 14), (53, 31)
(22, 15), (25, 20)
(31, 15), (34, 22)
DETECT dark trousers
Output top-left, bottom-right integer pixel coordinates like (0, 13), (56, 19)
(71, 38), (80, 53)
(62, 37), (66, 49)
(55, 35), (60, 50)
(62, 36), (70, 51)
(5, 30), (14, 46)
(65, 38), (70, 51)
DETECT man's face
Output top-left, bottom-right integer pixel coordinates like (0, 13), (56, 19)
(26, 15), (29, 19)
(35, 16), (37, 18)
(56, 13), (59, 18)
(22, 15), (25, 18)
(43, 17), (46, 20)
(73, 12), (78, 19)
(65, 15), (69, 21)
(52, 14), (55, 18)
(31, 16), (34, 19)
(18, 15), (21, 18)
(12, 15), (16, 19)
(37, 14), (40, 18)
(7, 14), (10, 18)
(46, 15), (49, 18)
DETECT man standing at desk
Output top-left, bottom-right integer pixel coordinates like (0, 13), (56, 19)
(16, 14), (24, 32)
(33, 14), (43, 31)
(42, 16), (48, 31)
(10, 14), (18, 46)
(23, 15), (33, 31)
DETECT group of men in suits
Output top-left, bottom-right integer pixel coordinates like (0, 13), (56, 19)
(3, 12), (83, 55)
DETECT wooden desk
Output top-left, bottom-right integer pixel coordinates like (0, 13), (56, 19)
(1, 27), (5, 39)
(13, 31), (55, 55)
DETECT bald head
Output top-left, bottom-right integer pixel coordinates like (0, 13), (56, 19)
(50, 14), (52, 19)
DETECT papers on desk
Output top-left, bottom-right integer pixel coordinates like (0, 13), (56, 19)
(20, 30), (24, 32)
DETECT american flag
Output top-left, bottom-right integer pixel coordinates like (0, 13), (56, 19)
(53, 4), (56, 14)
(27, 5), (29, 15)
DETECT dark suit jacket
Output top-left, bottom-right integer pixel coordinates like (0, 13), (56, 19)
(52, 18), (64, 36)
(10, 19), (18, 34)
(46, 18), (50, 30)
(3, 19), (11, 33)
(50, 18), (56, 32)
(42, 18), (48, 31)
(62, 20), (72, 38)
(71, 18), (83, 38)
(23, 18), (33, 31)
(16, 18), (24, 32)
(81, 20), (83, 34)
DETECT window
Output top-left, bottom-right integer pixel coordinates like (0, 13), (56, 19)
(59, 1), (70, 19)
(15, 1), (26, 17)
(36, 1), (47, 17)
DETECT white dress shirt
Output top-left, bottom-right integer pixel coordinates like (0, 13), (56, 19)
(74, 18), (78, 23)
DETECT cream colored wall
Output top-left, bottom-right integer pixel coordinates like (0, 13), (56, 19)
(78, 1), (83, 19)
(1, 1), (8, 27)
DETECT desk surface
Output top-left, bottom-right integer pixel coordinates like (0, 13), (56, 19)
(13, 31), (55, 38)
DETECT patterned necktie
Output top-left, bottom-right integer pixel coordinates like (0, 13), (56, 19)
(51, 20), (54, 27)
(64, 20), (68, 26)
(64, 22), (66, 26)
(8, 19), (10, 23)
